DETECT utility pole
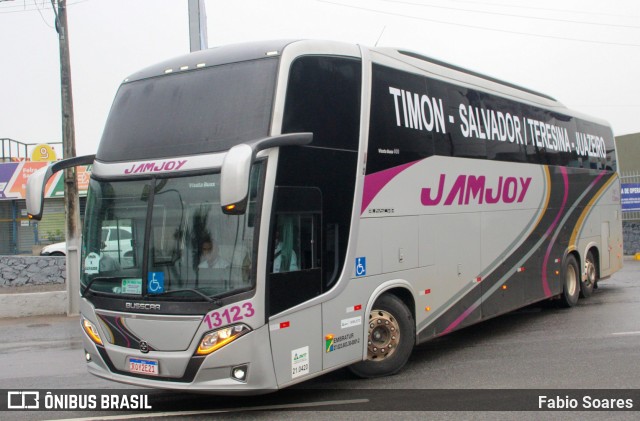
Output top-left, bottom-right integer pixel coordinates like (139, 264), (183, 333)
(52, 0), (81, 316)
(188, 0), (208, 52)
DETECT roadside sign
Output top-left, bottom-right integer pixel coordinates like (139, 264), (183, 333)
(621, 183), (640, 212)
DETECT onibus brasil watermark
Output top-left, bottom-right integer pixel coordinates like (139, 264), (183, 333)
(6, 390), (151, 410)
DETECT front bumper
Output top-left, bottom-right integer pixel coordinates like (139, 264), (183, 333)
(83, 323), (278, 394)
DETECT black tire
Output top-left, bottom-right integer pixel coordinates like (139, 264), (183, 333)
(580, 251), (597, 298)
(559, 254), (580, 308)
(50, 252), (65, 257)
(349, 294), (415, 378)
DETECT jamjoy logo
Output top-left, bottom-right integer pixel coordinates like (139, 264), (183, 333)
(7, 391), (40, 409)
(421, 174), (532, 206)
(124, 159), (187, 175)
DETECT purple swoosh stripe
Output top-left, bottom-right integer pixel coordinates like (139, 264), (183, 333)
(441, 301), (481, 335)
(361, 160), (422, 214)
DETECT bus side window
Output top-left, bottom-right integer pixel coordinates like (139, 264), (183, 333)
(271, 214), (319, 273)
(272, 215), (300, 273)
(268, 187), (322, 316)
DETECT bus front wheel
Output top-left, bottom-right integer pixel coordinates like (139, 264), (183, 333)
(349, 293), (414, 378)
(559, 254), (580, 308)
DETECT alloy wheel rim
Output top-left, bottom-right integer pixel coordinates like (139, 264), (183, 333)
(367, 309), (400, 361)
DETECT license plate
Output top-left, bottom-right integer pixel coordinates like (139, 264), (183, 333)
(129, 357), (159, 376)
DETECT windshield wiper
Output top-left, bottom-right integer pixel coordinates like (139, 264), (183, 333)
(152, 288), (220, 304)
(81, 276), (121, 298)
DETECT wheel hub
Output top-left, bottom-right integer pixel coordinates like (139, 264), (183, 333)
(366, 309), (400, 361)
(567, 264), (578, 296)
(585, 260), (596, 287)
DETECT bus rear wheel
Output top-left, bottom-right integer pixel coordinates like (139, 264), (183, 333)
(580, 251), (597, 298)
(349, 294), (414, 378)
(559, 254), (580, 308)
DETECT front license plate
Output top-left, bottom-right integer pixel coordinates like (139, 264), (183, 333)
(129, 358), (159, 376)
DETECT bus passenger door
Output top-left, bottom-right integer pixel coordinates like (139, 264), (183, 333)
(267, 187), (324, 386)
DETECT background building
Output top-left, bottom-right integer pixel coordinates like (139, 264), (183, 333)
(617, 132), (640, 255)
(0, 138), (87, 255)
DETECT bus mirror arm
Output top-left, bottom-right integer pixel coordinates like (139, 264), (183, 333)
(220, 133), (313, 214)
(26, 154), (96, 220)
(248, 132), (313, 154)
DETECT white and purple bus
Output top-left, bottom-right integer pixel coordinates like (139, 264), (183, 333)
(27, 40), (622, 392)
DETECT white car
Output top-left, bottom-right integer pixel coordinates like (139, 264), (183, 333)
(39, 241), (67, 256)
(39, 226), (133, 258)
(101, 225), (134, 259)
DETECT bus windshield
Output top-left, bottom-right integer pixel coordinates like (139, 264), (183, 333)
(97, 57), (278, 162)
(81, 165), (262, 301)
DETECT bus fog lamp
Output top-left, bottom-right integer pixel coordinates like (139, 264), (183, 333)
(197, 324), (251, 355)
(231, 364), (248, 382)
(85, 352), (92, 362)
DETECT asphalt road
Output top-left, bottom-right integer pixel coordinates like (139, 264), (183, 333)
(1, 258), (639, 420)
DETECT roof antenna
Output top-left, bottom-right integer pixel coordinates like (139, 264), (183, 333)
(375, 26), (387, 47)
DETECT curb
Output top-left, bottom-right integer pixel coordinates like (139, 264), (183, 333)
(0, 291), (67, 318)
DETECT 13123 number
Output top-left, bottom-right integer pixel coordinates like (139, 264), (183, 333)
(203, 302), (255, 329)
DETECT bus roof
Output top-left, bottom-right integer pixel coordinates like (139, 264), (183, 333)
(395, 49), (556, 102)
(124, 39), (297, 83)
(120, 39), (611, 130)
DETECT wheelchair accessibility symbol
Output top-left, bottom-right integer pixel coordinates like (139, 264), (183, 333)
(148, 272), (165, 294)
(355, 257), (366, 277)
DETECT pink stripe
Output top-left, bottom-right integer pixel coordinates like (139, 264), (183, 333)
(442, 301), (480, 335)
(361, 160), (421, 214)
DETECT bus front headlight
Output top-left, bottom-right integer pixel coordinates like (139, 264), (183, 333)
(196, 324), (251, 355)
(82, 317), (103, 346)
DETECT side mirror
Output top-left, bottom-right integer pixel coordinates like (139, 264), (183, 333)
(220, 144), (253, 214)
(26, 155), (96, 220)
(220, 133), (312, 214)
(26, 165), (55, 220)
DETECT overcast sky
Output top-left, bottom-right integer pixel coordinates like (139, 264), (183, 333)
(1, 0), (639, 157)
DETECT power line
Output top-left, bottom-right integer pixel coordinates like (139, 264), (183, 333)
(33, 0), (54, 29)
(317, 0), (640, 48)
(375, 0), (640, 30)
(443, 0), (640, 20)
(0, 0), (44, 11)
(0, 0), (88, 13)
